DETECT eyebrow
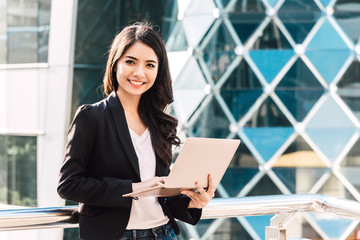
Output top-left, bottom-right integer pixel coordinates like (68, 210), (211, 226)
(125, 56), (157, 64)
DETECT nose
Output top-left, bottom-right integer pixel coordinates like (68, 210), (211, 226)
(133, 65), (145, 77)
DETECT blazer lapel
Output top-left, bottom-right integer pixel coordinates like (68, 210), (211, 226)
(107, 91), (141, 181)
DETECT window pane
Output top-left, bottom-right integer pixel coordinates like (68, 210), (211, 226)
(0, 136), (37, 207)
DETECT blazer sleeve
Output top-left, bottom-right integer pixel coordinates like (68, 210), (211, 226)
(166, 195), (202, 225)
(57, 105), (132, 207)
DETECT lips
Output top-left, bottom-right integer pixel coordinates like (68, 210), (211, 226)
(128, 80), (145, 86)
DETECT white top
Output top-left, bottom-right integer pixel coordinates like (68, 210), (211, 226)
(126, 128), (169, 230)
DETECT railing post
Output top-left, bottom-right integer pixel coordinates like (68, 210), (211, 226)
(265, 213), (294, 240)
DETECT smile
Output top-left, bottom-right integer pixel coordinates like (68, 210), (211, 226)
(128, 80), (145, 86)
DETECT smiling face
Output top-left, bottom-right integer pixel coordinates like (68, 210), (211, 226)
(115, 41), (159, 100)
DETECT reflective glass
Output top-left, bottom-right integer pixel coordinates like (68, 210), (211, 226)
(277, 0), (321, 43)
(243, 127), (294, 162)
(317, 174), (356, 200)
(6, 0), (51, 63)
(251, 20), (292, 49)
(194, 219), (216, 237)
(337, 57), (360, 121)
(166, 22), (188, 51)
(275, 58), (325, 121)
(228, 0), (266, 44)
(71, 67), (104, 118)
(306, 50), (353, 84)
(0, 136), (37, 207)
(306, 128), (356, 163)
(187, 97), (230, 138)
(267, 0), (279, 8)
(306, 18), (350, 50)
(306, 96), (355, 128)
(220, 59), (263, 121)
(173, 57), (207, 123)
(7, 31), (38, 64)
(273, 135), (325, 167)
(244, 215), (273, 239)
(222, 137), (259, 196)
(182, 15), (215, 48)
(301, 216), (323, 240)
(340, 167), (360, 194)
(211, 218), (252, 239)
(244, 97), (293, 127)
(250, 49), (294, 83)
(309, 212), (354, 240)
(0, 2), (6, 64)
(334, 0), (360, 44)
(341, 138), (360, 167)
(273, 168), (329, 194)
(202, 22), (237, 82)
(247, 174), (282, 196)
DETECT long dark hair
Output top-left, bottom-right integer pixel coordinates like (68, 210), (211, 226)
(103, 22), (180, 167)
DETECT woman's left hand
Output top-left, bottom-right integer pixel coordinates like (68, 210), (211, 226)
(180, 174), (215, 209)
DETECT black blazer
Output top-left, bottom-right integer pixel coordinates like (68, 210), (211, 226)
(57, 91), (201, 240)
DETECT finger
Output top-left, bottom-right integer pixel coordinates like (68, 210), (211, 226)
(195, 182), (206, 195)
(207, 174), (216, 193)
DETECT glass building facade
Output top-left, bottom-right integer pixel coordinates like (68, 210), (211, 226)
(1, 0), (360, 239)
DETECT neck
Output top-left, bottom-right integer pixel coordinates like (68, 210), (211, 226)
(116, 91), (141, 114)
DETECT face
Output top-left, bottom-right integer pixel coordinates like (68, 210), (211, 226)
(115, 41), (159, 99)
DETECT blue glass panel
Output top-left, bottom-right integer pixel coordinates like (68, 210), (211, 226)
(306, 96), (355, 128)
(341, 138), (360, 167)
(273, 135), (326, 167)
(229, 0), (266, 44)
(337, 58), (360, 121)
(245, 97), (293, 127)
(202, 22), (237, 82)
(251, 20), (293, 49)
(309, 212), (353, 239)
(195, 219), (215, 236)
(320, 0), (332, 7)
(307, 18), (350, 50)
(275, 59), (325, 121)
(267, 0), (279, 7)
(334, 1), (360, 44)
(340, 167), (360, 195)
(276, 88), (324, 122)
(243, 127), (294, 162)
(222, 90), (263, 121)
(187, 97), (230, 138)
(245, 215), (273, 240)
(212, 218), (253, 239)
(222, 168), (259, 196)
(221, 59), (263, 121)
(306, 128), (356, 162)
(250, 50), (294, 83)
(273, 168), (329, 193)
(306, 50), (353, 84)
(278, 0), (321, 43)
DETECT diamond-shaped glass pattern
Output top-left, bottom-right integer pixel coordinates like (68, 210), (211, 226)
(202, 21), (237, 82)
(275, 58), (325, 121)
(220, 59), (263, 121)
(277, 0), (322, 44)
(168, 0), (360, 239)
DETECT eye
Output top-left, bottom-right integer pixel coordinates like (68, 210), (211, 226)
(125, 59), (135, 64)
(147, 63), (156, 68)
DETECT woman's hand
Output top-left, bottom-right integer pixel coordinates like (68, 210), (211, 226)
(180, 174), (215, 209)
(132, 176), (167, 192)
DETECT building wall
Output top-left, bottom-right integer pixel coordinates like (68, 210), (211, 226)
(1, 0), (360, 240)
(0, 0), (77, 240)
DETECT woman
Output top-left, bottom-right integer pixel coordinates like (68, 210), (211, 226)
(57, 22), (215, 240)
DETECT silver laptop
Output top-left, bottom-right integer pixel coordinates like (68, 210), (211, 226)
(123, 137), (240, 198)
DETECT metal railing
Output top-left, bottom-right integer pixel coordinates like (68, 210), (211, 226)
(1, 194), (360, 239)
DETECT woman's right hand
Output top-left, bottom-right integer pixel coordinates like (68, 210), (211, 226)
(132, 176), (167, 192)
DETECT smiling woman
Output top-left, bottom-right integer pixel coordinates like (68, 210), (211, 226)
(57, 22), (215, 240)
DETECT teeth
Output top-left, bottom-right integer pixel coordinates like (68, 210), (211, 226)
(129, 80), (144, 85)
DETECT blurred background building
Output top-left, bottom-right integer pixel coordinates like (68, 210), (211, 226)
(0, 0), (360, 239)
